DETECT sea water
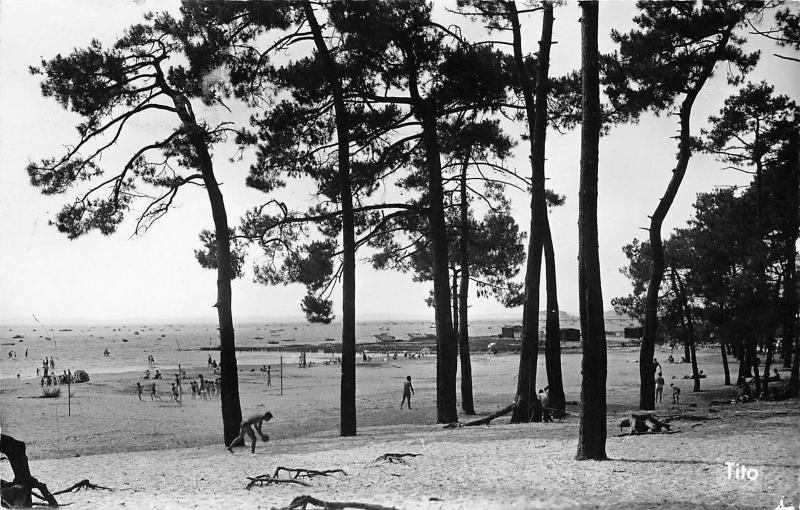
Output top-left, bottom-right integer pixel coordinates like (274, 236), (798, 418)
(0, 318), (512, 380)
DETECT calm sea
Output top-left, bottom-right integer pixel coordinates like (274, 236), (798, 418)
(0, 318), (514, 380)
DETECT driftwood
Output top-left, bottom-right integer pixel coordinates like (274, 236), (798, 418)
(373, 453), (421, 465)
(51, 480), (111, 496)
(272, 467), (347, 479)
(444, 399), (520, 428)
(245, 476), (311, 490)
(246, 466), (346, 490)
(0, 434), (59, 508)
(275, 495), (400, 510)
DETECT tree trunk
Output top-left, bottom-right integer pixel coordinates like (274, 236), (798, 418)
(683, 337), (691, 364)
(576, 0), (607, 461)
(762, 336), (775, 398)
(159, 73), (243, 444)
(721, 343), (731, 385)
(201, 146), (241, 445)
(544, 226), (565, 413)
(508, 0), (551, 424)
(787, 130), (799, 393)
(418, 102), (458, 424)
(750, 340), (762, 396)
(303, 1), (357, 436)
(639, 28), (733, 410)
(459, 159), (475, 415)
(452, 269), (459, 340)
(671, 266), (700, 391)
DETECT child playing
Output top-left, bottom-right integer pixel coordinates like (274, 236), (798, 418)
(401, 376), (415, 410)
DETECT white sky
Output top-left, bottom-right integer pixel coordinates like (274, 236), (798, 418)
(0, 0), (797, 324)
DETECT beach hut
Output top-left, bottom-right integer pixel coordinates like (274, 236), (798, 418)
(624, 326), (644, 339)
(501, 325), (523, 339)
(559, 328), (581, 343)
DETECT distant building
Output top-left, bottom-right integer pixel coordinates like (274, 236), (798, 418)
(624, 327), (644, 339)
(560, 328), (580, 343)
(501, 325), (523, 339)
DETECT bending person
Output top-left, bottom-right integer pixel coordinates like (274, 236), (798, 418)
(227, 411), (273, 453)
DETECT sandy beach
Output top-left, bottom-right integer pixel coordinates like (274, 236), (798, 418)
(2, 347), (799, 509)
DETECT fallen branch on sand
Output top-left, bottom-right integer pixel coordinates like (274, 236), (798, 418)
(444, 398), (520, 428)
(275, 495), (400, 510)
(246, 476), (311, 490)
(51, 479), (112, 496)
(373, 453), (421, 465)
(272, 467), (347, 480)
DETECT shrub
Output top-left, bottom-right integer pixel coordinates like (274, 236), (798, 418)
(41, 386), (61, 398)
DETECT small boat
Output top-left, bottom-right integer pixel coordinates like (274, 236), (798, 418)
(254, 336), (264, 340)
(12, 335), (23, 339)
(58, 328), (72, 332)
(324, 337), (336, 342)
(283, 338), (296, 342)
(267, 340), (279, 345)
(122, 338), (128, 342)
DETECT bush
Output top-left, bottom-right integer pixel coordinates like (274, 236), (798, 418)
(41, 386), (61, 398)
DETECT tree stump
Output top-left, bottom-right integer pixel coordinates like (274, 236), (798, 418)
(0, 434), (59, 507)
(625, 413), (672, 434)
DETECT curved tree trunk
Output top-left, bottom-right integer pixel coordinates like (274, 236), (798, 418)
(576, 0), (607, 461)
(508, 0), (551, 424)
(157, 66), (243, 443)
(543, 226), (565, 413)
(459, 159), (475, 414)
(303, 1), (357, 436)
(640, 29), (733, 410)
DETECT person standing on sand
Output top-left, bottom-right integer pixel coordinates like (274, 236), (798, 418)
(151, 383), (161, 401)
(227, 412), (273, 453)
(400, 376), (415, 409)
(267, 365), (272, 387)
(655, 375), (665, 403)
(136, 382), (143, 401)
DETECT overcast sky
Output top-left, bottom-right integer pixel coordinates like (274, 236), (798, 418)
(0, 0), (797, 324)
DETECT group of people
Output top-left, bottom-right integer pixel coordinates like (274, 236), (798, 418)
(189, 374), (221, 400)
(653, 358), (682, 404)
(137, 371), (221, 403)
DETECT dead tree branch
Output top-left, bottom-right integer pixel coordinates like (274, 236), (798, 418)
(272, 467), (347, 479)
(245, 476), (311, 490)
(444, 397), (520, 428)
(373, 453), (421, 465)
(276, 495), (400, 510)
(51, 479), (112, 496)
